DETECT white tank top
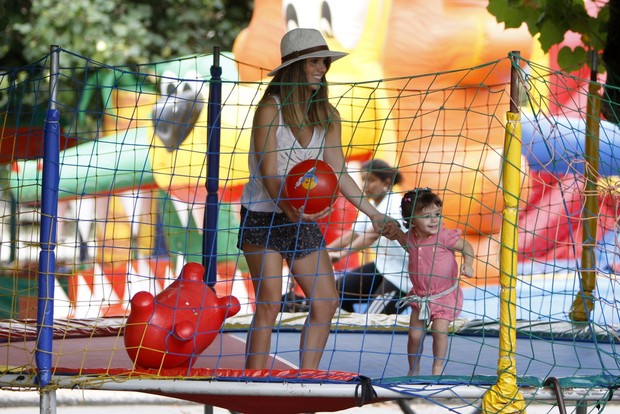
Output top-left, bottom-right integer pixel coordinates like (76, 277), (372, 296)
(240, 96), (326, 212)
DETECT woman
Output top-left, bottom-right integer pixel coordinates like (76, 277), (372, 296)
(237, 28), (398, 370)
(328, 159), (410, 314)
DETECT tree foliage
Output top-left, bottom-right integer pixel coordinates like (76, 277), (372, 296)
(487, 0), (620, 121)
(487, 0), (608, 72)
(0, 0), (253, 132)
(0, 0), (253, 67)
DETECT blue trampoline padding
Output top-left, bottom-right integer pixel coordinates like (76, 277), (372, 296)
(377, 375), (542, 387)
(372, 374), (620, 390)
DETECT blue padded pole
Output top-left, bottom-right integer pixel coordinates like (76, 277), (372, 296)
(203, 46), (222, 286)
(36, 45), (60, 387)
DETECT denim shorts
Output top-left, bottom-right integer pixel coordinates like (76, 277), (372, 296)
(237, 206), (325, 260)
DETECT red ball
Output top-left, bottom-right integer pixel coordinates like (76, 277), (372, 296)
(285, 159), (339, 214)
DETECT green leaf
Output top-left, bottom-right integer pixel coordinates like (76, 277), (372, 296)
(538, 20), (569, 52)
(488, 0), (527, 28)
(557, 45), (588, 72)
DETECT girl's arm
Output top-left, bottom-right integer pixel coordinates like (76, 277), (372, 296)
(392, 229), (407, 249)
(452, 238), (475, 277)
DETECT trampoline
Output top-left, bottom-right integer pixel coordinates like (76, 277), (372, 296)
(2, 315), (620, 414)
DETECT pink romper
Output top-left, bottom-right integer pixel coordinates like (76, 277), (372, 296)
(405, 227), (463, 322)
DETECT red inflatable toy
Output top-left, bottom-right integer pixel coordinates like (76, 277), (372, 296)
(124, 262), (241, 369)
(285, 159), (339, 214)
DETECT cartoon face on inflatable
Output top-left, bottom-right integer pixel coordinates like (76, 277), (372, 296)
(124, 262), (241, 369)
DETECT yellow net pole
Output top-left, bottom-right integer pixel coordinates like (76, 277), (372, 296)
(482, 52), (526, 414)
(570, 52), (601, 322)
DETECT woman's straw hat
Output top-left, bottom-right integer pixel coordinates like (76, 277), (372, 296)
(267, 28), (348, 76)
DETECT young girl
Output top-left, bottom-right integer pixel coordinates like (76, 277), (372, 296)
(392, 188), (474, 375)
(238, 28), (398, 371)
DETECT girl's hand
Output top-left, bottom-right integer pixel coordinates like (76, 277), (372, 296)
(460, 263), (474, 278)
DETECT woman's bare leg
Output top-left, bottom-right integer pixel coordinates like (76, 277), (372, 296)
(243, 246), (284, 370)
(290, 249), (339, 370)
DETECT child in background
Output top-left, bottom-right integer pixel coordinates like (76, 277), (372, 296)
(390, 188), (474, 375)
(328, 159), (410, 315)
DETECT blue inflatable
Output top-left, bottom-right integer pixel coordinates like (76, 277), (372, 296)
(521, 113), (620, 177)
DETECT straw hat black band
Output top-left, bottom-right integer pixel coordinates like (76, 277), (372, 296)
(267, 28), (347, 77)
(281, 45), (330, 63)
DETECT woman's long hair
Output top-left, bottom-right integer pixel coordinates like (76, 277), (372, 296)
(262, 59), (337, 131)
